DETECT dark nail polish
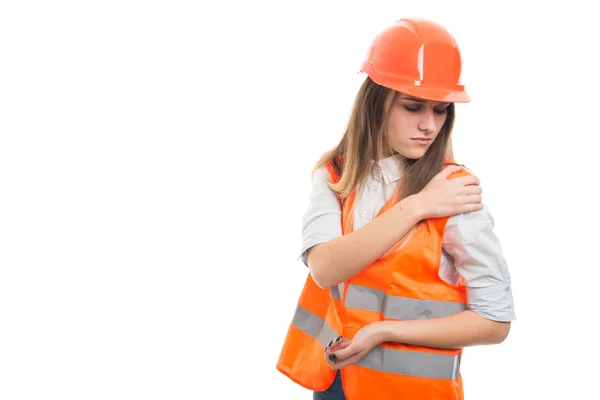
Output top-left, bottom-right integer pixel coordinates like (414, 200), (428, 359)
(329, 354), (337, 360)
(327, 339), (333, 347)
(335, 335), (342, 342)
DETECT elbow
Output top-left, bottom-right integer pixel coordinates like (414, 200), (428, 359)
(311, 274), (334, 290)
(307, 245), (337, 289)
(489, 321), (511, 344)
(470, 311), (512, 345)
(309, 263), (337, 289)
(469, 308), (513, 345)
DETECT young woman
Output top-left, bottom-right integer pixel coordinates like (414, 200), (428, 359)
(276, 17), (515, 400)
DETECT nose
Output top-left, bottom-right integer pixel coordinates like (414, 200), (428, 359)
(418, 110), (436, 134)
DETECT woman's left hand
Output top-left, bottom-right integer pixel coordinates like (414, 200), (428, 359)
(325, 322), (387, 370)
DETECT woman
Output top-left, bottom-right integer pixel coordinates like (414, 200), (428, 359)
(276, 17), (515, 400)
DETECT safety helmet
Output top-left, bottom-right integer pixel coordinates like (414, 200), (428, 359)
(360, 18), (470, 102)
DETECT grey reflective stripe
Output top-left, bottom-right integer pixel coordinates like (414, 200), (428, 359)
(344, 284), (467, 320)
(357, 347), (461, 380)
(291, 305), (340, 348)
(330, 285), (341, 300)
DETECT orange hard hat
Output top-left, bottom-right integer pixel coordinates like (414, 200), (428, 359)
(360, 18), (471, 103)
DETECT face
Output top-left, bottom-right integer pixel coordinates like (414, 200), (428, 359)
(386, 93), (451, 159)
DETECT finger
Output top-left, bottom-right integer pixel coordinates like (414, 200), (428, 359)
(325, 341), (351, 369)
(463, 185), (483, 196)
(437, 165), (464, 179)
(326, 340), (350, 357)
(325, 358), (338, 370)
(330, 350), (368, 369)
(453, 175), (480, 187)
(324, 335), (343, 351)
(324, 335), (339, 350)
(330, 342), (361, 361)
(461, 202), (484, 213)
(462, 195), (482, 205)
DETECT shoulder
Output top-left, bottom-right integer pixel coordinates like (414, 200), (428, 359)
(445, 163), (473, 180)
(313, 165), (332, 182)
(445, 164), (493, 230)
(308, 165), (340, 204)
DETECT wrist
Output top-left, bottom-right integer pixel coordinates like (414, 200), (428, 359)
(398, 195), (424, 224)
(374, 321), (399, 343)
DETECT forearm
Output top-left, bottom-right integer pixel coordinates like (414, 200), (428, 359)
(377, 310), (511, 349)
(308, 195), (423, 288)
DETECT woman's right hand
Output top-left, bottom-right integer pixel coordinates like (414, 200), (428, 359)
(409, 165), (483, 220)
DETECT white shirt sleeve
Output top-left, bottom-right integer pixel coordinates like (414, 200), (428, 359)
(299, 166), (342, 266)
(442, 205), (516, 322)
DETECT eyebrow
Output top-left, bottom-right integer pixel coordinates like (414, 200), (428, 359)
(399, 96), (450, 107)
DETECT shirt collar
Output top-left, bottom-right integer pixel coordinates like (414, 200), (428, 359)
(377, 154), (403, 184)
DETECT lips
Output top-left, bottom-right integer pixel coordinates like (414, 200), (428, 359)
(411, 138), (432, 144)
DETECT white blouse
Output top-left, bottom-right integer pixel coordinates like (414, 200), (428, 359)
(299, 154), (516, 322)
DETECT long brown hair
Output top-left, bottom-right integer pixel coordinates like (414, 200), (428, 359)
(313, 76), (456, 202)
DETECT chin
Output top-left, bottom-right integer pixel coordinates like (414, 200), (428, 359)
(402, 150), (427, 160)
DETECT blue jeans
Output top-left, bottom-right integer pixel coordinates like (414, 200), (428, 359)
(313, 371), (346, 400)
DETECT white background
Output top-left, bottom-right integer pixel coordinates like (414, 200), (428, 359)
(1, 1), (599, 399)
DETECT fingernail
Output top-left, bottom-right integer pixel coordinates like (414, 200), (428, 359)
(335, 335), (342, 342)
(327, 339), (333, 347)
(329, 354), (337, 360)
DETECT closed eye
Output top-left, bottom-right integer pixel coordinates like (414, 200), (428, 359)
(404, 105), (448, 115)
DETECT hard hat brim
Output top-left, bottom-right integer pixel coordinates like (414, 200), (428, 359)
(361, 63), (471, 103)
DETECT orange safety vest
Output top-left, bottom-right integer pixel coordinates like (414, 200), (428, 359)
(277, 158), (472, 400)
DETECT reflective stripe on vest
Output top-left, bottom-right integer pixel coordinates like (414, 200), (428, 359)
(330, 285), (341, 300)
(357, 346), (461, 380)
(344, 283), (467, 320)
(291, 301), (462, 380)
(343, 282), (464, 380)
(291, 305), (340, 349)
